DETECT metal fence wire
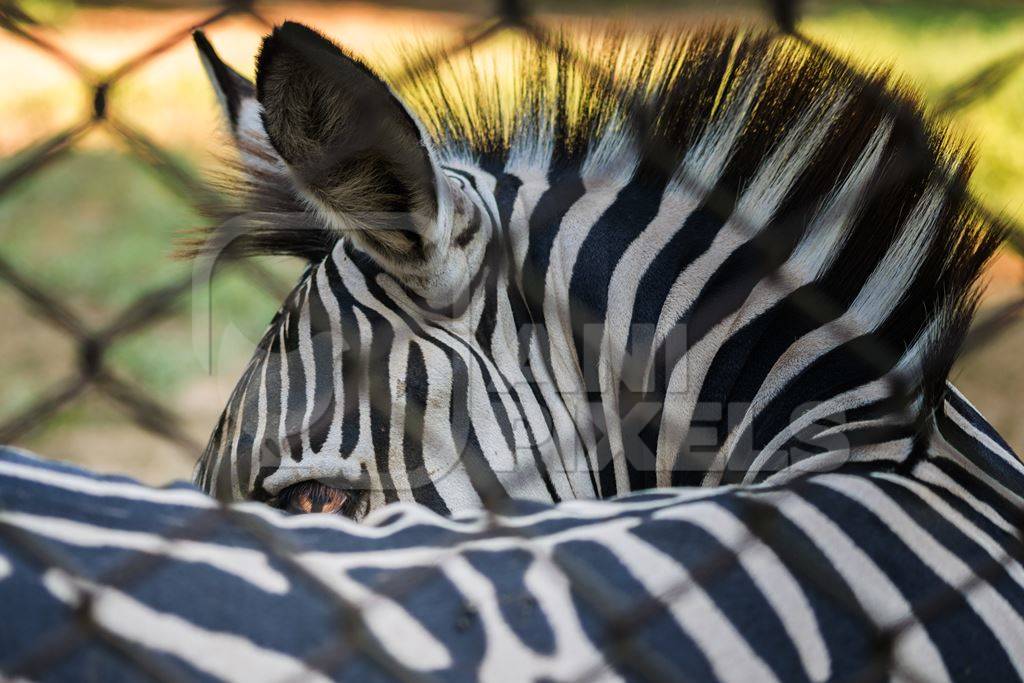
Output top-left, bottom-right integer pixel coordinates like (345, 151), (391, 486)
(0, 0), (1023, 680)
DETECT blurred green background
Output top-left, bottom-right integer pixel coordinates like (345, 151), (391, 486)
(1, 0), (1022, 482)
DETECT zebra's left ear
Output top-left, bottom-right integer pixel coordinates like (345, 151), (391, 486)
(193, 31), (280, 172)
(255, 22), (453, 273)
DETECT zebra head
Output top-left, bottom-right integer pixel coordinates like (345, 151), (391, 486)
(192, 23), (535, 518)
(191, 23), (1001, 521)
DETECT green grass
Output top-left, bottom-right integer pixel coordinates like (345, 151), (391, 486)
(805, 2), (1024, 224)
(0, 148), (300, 424)
(2, 150), (196, 309)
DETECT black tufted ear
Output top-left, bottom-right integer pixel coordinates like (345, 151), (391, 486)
(194, 31), (254, 132)
(255, 21), (443, 264)
(194, 30), (280, 171)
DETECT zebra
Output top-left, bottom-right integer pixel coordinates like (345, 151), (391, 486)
(1, 21), (1023, 680)
(188, 21), (1016, 531)
(1, 440), (1020, 681)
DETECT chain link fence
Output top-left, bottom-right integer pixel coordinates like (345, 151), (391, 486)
(0, 0), (1023, 680)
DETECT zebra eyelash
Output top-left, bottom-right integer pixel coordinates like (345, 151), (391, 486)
(269, 480), (368, 517)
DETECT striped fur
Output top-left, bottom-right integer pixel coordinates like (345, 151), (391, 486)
(190, 24), (1009, 527)
(2, 416), (1024, 680)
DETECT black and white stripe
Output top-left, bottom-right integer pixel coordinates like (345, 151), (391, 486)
(3, 415), (1023, 680)
(191, 25), (1006, 527)
(5, 27), (1023, 681)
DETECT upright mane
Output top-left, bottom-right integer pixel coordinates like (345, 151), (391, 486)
(193, 25), (1005, 435)
(403, 28), (874, 168)
(404, 27), (1001, 423)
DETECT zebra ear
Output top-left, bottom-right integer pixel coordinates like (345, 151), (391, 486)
(255, 22), (447, 268)
(193, 30), (280, 172)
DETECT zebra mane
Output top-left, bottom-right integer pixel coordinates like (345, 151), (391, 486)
(191, 26), (1003, 411)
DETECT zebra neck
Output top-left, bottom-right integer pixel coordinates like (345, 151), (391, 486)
(498, 156), (938, 499)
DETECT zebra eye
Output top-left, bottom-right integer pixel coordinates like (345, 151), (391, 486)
(273, 481), (353, 516)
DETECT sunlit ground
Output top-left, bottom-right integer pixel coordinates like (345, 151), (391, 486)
(1, 1), (1022, 483)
